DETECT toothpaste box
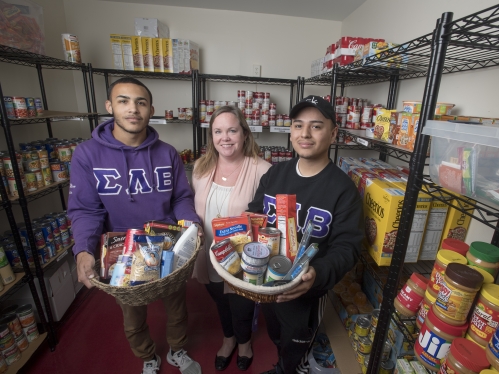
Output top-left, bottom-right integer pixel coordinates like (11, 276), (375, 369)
(141, 36), (154, 72)
(152, 37), (164, 72)
(276, 194), (298, 262)
(131, 36), (144, 71)
(109, 34), (124, 70)
(120, 35), (134, 71)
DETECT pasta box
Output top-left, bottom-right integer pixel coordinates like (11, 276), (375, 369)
(212, 216), (252, 254)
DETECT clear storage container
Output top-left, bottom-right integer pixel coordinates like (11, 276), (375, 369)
(423, 120), (499, 209)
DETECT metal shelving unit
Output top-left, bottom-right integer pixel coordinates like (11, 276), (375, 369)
(0, 44), (94, 353)
(368, 5), (499, 373)
(196, 73), (300, 153)
(88, 66), (199, 152)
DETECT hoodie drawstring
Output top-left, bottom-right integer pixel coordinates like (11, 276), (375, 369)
(121, 149), (134, 202)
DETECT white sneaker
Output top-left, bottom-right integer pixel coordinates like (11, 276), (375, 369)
(142, 354), (161, 374)
(167, 348), (202, 374)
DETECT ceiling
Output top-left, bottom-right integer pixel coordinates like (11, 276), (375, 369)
(101, 0), (367, 21)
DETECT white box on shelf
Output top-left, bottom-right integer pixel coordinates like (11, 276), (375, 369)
(270, 126), (290, 133)
(134, 18), (169, 38)
(423, 120), (499, 209)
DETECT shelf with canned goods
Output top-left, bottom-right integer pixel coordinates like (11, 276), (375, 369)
(2, 111), (97, 127)
(12, 243), (75, 275)
(0, 273), (28, 302)
(2, 181), (71, 209)
(0, 44), (86, 70)
(5, 332), (48, 372)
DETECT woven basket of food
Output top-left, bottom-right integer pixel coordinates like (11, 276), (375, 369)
(90, 237), (201, 306)
(209, 249), (307, 303)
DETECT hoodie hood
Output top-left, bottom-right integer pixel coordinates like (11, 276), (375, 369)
(92, 118), (159, 150)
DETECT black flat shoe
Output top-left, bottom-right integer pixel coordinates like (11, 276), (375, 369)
(215, 345), (237, 371)
(237, 354), (253, 371)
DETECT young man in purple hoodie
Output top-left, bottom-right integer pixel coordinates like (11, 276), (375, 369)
(68, 77), (202, 374)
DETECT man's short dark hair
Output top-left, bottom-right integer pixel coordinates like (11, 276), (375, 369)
(107, 77), (153, 105)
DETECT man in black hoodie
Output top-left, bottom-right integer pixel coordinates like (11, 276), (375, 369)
(248, 96), (363, 374)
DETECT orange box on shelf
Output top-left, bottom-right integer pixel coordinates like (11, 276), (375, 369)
(276, 194), (298, 262)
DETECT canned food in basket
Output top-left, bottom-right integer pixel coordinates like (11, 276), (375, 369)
(242, 242), (269, 267)
(243, 270), (264, 286)
(257, 227), (280, 257)
(240, 259), (266, 274)
(220, 251), (241, 275)
(265, 255), (292, 283)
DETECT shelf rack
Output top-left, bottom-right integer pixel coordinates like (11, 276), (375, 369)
(0, 44), (94, 355)
(87, 66), (198, 151)
(368, 5), (499, 373)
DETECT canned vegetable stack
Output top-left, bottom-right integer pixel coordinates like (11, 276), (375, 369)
(2, 96), (43, 119)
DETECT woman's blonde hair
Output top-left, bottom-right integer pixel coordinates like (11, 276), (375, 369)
(193, 106), (260, 178)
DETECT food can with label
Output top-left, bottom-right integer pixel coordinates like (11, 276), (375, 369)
(178, 108), (186, 120)
(243, 270), (264, 286)
(0, 355), (7, 373)
(32, 226), (46, 250)
(0, 260), (14, 286)
(2, 342), (21, 365)
(0, 314), (23, 338)
(25, 97), (36, 117)
(34, 97), (43, 114)
(12, 97), (28, 118)
(41, 167), (53, 186)
(53, 234), (63, 252)
(55, 213), (68, 231)
(3, 97), (15, 119)
(37, 246), (50, 263)
(24, 172), (37, 192)
(61, 34), (82, 63)
(16, 305), (35, 328)
(15, 333), (28, 351)
(165, 110), (174, 120)
(23, 322), (39, 342)
(185, 108), (193, 121)
(50, 161), (68, 182)
(43, 217), (59, 236)
(283, 115), (291, 127)
(242, 242), (270, 267)
(257, 228), (281, 257)
(33, 169), (43, 189)
(357, 336), (372, 354)
(265, 255), (292, 283)
(355, 316), (371, 337)
(3, 240), (20, 269)
(7, 178), (18, 197)
(56, 145), (72, 162)
(240, 260), (267, 275)
(60, 229), (71, 247)
(0, 325), (14, 351)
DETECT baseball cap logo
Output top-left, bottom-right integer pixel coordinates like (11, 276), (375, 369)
(306, 97), (318, 105)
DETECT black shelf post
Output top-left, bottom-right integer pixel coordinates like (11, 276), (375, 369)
(36, 64), (53, 138)
(367, 12), (454, 373)
(81, 67), (94, 132)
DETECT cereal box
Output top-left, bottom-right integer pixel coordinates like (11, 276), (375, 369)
(162, 38), (173, 73)
(120, 35), (134, 71)
(364, 179), (406, 266)
(110, 34), (124, 70)
(182, 40), (199, 74)
(141, 37), (154, 72)
(131, 36), (144, 71)
(397, 112), (413, 148)
(242, 212), (268, 241)
(373, 109), (395, 142)
(418, 199), (450, 261)
(212, 216), (252, 254)
(276, 194), (299, 262)
(438, 193), (474, 246)
(338, 156), (362, 175)
(172, 39), (180, 73)
(152, 38), (164, 72)
(100, 232), (126, 279)
(407, 114), (420, 151)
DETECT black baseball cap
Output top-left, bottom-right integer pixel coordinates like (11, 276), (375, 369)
(290, 95), (336, 124)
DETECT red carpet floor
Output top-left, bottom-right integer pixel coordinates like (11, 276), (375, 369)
(20, 279), (277, 374)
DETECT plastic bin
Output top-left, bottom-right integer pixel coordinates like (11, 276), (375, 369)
(423, 120), (499, 209)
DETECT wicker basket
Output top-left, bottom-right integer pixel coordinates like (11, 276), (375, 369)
(209, 249), (307, 303)
(90, 237), (201, 306)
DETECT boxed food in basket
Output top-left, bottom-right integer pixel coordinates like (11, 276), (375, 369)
(423, 121), (499, 209)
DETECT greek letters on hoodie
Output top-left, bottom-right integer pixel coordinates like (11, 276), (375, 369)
(68, 119), (199, 257)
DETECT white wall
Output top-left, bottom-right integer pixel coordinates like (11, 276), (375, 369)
(62, 0), (342, 149)
(339, 0), (499, 244)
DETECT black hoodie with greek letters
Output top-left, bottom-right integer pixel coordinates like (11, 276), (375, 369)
(247, 158), (363, 298)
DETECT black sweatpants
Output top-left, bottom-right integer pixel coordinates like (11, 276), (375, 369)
(205, 281), (255, 344)
(262, 294), (328, 374)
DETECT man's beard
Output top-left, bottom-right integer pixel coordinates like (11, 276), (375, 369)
(115, 117), (145, 134)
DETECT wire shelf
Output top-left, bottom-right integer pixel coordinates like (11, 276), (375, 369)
(0, 273), (29, 302)
(91, 68), (192, 81)
(4, 111), (96, 126)
(0, 44), (85, 70)
(199, 74), (297, 86)
(8, 180), (70, 206)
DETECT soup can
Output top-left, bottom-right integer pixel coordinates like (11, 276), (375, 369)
(0, 325), (13, 351)
(60, 229), (71, 247)
(242, 242), (270, 267)
(12, 97), (27, 118)
(240, 259), (267, 275)
(57, 145), (72, 162)
(43, 217), (59, 236)
(34, 97), (43, 114)
(3, 240), (20, 268)
(15, 304), (35, 328)
(32, 226), (46, 250)
(25, 172), (37, 192)
(50, 161), (68, 182)
(61, 34), (82, 63)
(15, 333), (28, 351)
(36, 221), (53, 244)
(54, 213), (68, 231)
(25, 97), (36, 117)
(37, 246), (50, 264)
(41, 166), (53, 186)
(3, 97), (15, 119)
(23, 322), (39, 342)
(2, 342), (21, 365)
(265, 255), (292, 283)
(39, 156), (49, 168)
(53, 235), (63, 252)
(0, 314), (22, 338)
(243, 271), (264, 286)
(33, 169), (44, 188)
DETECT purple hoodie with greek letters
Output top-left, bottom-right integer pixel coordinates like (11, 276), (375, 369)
(68, 119), (199, 257)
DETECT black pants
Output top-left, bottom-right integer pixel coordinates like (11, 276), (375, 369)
(205, 281), (255, 344)
(262, 294), (328, 374)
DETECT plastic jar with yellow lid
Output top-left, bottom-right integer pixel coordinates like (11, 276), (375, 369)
(416, 289), (437, 329)
(394, 273), (429, 317)
(440, 338), (490, 374)
(480, 370), (499, 374)
(468, 284), (499, 347)
(467, 242), (499, 277)
(486, 327), (499, 371)
(434, 263), (483, 326)
(428, 250), (467, 296)
(415, 308), (468, 371)
(469, 265), (495, 284)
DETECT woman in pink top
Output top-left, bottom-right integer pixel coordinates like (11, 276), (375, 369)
(192, 106), (270, 371)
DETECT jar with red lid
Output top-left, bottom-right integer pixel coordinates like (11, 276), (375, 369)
(439, 338), (489, 374)
(394, 273), (429, 317)
(442, 238), (469, 257)
(415, 308), (468, 372)
(417, 289), (437, 329)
